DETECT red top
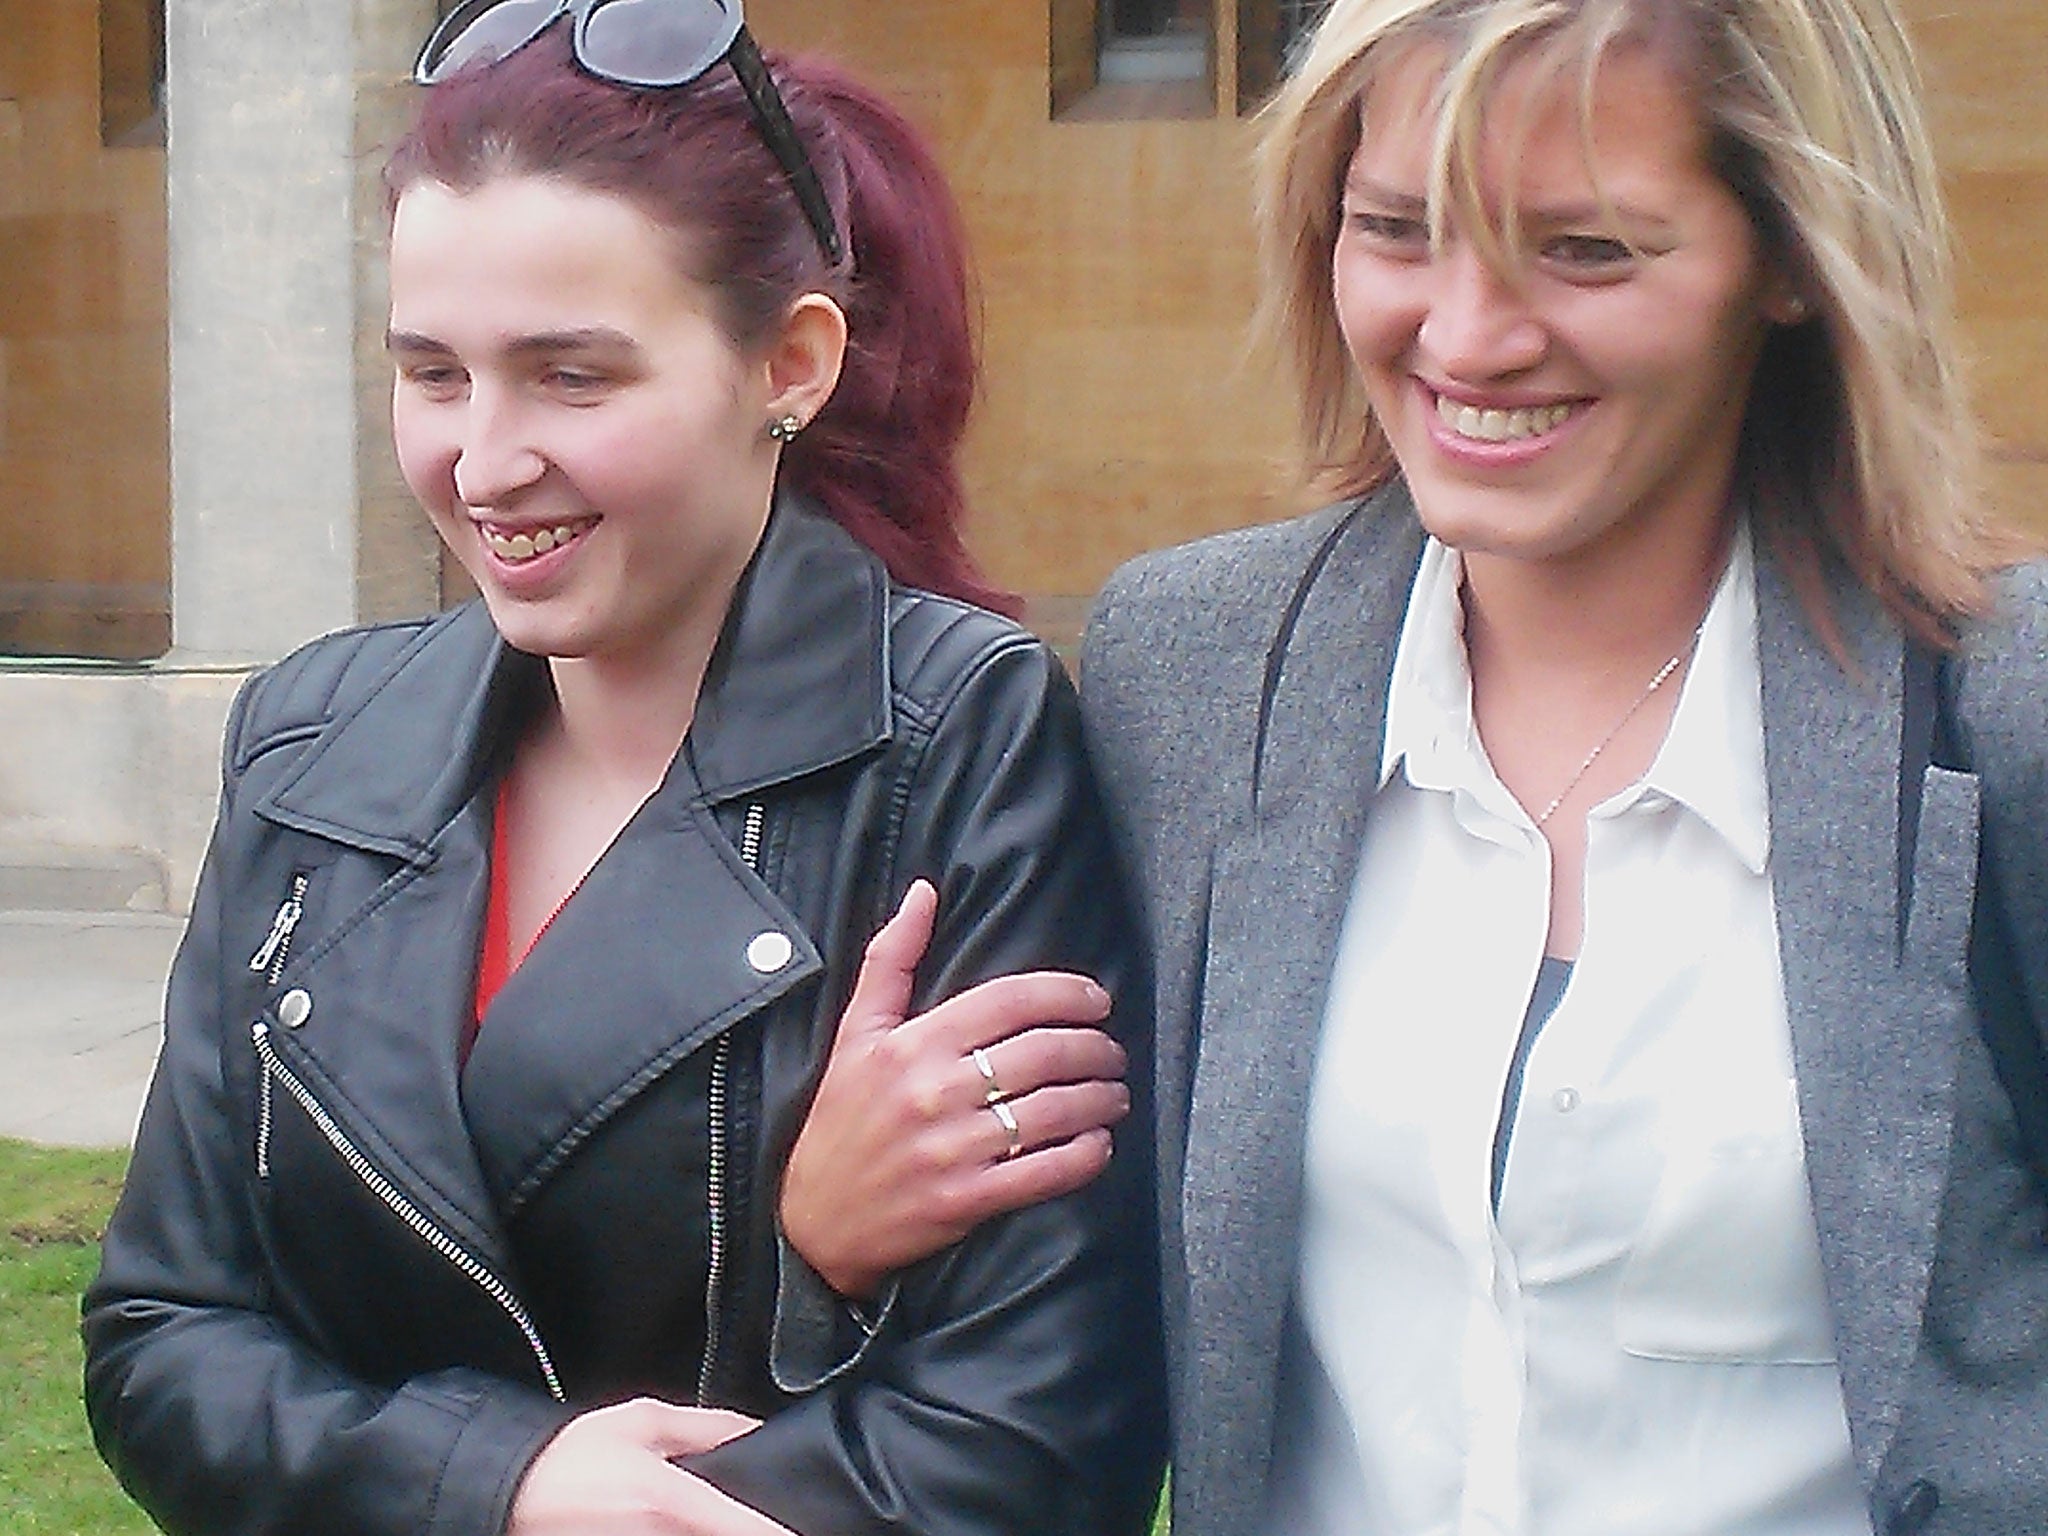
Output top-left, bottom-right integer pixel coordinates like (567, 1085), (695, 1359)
(466, 780), (518, 1060)
(468, 778), (587, 1060)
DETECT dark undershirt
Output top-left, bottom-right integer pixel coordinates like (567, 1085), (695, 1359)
(1490, 955), (1576, 1214)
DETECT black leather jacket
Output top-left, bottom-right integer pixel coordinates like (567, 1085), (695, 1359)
(83, 503), (1165, 1536)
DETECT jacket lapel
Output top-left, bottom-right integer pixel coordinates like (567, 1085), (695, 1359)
(250, 606), (522, 1268)
(460, 761), (823, 1217)
(1177, 497), (1423, 1529)
(260, 602), (516, 863)
(1756, 552), (1966, 1478)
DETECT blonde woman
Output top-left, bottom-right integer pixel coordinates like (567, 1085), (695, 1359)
(1081, 0), (2048, 1532)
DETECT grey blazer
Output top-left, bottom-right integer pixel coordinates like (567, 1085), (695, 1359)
(1080, 484), (2048, 1536)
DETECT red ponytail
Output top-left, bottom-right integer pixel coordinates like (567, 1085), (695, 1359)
(776, 61), (1018, 618)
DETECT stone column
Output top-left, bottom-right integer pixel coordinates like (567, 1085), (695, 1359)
(355, 0), (445, 623)
(164, 0), (437, 664)
(45, 0), (441, 915)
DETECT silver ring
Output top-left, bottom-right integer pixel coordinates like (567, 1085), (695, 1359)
(971, 1045), (1005, 1106)
(989, 1098), (1022, 1160)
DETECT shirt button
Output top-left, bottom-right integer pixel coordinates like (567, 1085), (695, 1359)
(746, 932), (794, 974)
(1551, 1087), (1580, 1113)
(277, 989), (313, 1029)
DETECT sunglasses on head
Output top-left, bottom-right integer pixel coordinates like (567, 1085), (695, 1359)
(414, 0), (844, 263)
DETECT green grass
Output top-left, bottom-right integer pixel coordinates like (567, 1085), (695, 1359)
(0, 1139), (154, 1535)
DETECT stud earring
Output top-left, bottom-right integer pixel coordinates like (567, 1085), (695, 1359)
(766, 414), (804, 444)
(1779, 294), (1810, 323)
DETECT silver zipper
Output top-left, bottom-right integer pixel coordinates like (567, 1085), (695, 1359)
(696, 801), (765, 1405)
(697, 1032), (733, 1406)
(251, 873), (310, 1178)
(256, 1062), (275, 1180)
(248, 873), (309, 981)
(739, 803), (765, 875)
(251, 1019), (566, 1402)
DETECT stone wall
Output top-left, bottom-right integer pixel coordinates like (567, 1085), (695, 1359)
(0, 0), (169, 658)
(1914, 0), (2048, 542)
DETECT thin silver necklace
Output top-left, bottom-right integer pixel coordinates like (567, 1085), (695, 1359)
(1532, 614), (1710, 827)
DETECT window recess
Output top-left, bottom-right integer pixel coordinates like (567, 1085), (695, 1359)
(1053, 0), (1215, 121)
(1236, 0), (1331, 113)
(100, 0), (166, 148)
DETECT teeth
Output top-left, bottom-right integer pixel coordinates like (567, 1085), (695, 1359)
(480, 522), (589, 563)
(1436, 396), (1573, 442)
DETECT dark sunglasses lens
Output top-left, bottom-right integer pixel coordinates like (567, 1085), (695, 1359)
(418, 0), (566, 83)
(579, 0), (741, 87)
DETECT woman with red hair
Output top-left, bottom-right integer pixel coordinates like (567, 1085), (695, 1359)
(83, 5), (1162, 1533)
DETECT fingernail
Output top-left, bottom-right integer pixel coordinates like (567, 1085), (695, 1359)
(1083, 981), (1111, 1009)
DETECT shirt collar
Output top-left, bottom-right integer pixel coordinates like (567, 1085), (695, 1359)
(1379, 535), (1481, 797)
(1378, 526), (1770, 873)
(1640, 525), (1770, 873)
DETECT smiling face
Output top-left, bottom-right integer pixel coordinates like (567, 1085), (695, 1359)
(1334, 42), (1788, 578)
(388, 174), (780, 675)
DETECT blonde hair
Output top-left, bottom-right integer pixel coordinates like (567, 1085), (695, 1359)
(1255, 0), (2021, 639)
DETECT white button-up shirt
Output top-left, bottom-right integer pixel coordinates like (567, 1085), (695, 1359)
(1273, 533), (1871, 1536)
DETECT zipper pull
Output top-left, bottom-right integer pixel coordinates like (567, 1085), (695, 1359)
(248, 877), (308, 975)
